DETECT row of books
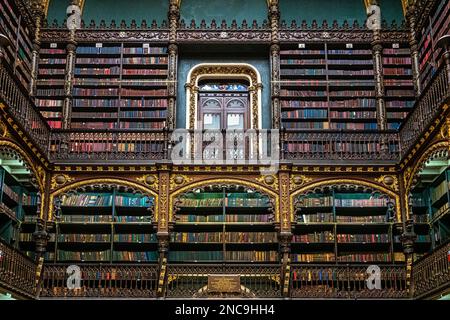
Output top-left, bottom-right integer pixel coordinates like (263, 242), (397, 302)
(123, 57), (168, 64)
(337, 253), (391, 262)
(123, 47), (167, 54)
(387, 112), (409, 119)
(68, 142), (164, 152)
(41, 111), (62, 118)
(36, 89), (65, 96)
(385, 89), (415, 96)
(61, 194), (113, 207)
(76, 57), (120, 65)
(170, 232), (278, 243)
(296, 214), (387, 223)
(168, 251), (278, 261)
(383, 68), (413, 76)
(58, 234), (111, 242)
(40, 48), (65, 55)
(72, 98), (168, 108)
(57, 250), (158, 261)
(72, 112), (117, 119)
(335, 215), (387, 223)
(384, 49), (410, 55)
(176, 214), (273, 223)
(74, 67), (121, 75)
(336, 234), (389, 243)
(329, 90), (375, 97)
(327, 50), (372, 55)
(113, 234), (157, 242)
(334, 199), (389, 207)
(76, 47), (121, 55)
(299, 196), (333, 207)
(115, 216), (153, 222)
(383, 57), (412, 64)
(280, 50), (325, 55)
(22, 193), (38, 206)
(56, 215), (151, 223)
(36, 99), (63, 107)
(71, 121), (166, 130)
(122, 69), (167, 76)
(285, 141), (384, 152)
(179, 197), (269, 208)
(281, 69), (326, 76)
(38, 69), (65, 75)
(283, 122), (329, 129)
(430, 180), (448, 203)
(387, 100), (414, 107)
(281, 59), (327, 65)
(281, 99), (376, 109)
(329, 123), (377, 130)
(296, 213), (334, 223)
(2, 184), (20, 204)
(291, 253), (335, 263)
(329, 111), (376, 119)
(293, 232), (334, 243)
(282, 109), (328, 119)
(280, 90), (326, 97)
(115, 196), (149, 207)
(118, 110), (167, 118)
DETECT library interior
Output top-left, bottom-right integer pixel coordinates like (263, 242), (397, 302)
(0, 0), (449, 300)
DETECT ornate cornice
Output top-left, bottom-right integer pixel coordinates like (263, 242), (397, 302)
(40, 29), (169, 42)
(177, 30), (271, 43)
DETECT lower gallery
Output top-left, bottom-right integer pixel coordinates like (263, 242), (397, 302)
(0, 0), (449, 301)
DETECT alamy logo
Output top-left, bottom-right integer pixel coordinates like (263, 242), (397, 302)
(366, 5), (381, 31)
(366, 265), (381, 290)
(66, 265), (81, 290)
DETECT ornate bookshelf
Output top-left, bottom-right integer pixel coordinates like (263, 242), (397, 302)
(293, 185), (403, 265)
(0, 0), (32, 90)
(49, 188), (157, 264)
(36, 41), (169, 130)
(171, 186), (277, 263)
(417, 0), (450, 89)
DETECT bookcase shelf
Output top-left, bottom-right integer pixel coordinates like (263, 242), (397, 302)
(293, 186), (401, 264)
(47, 189), (156, 263)
(418, 0), (450, 89)
(0, 0), (33, 90)
(36, 41), (169, 130)
(171, 187), (277, 263)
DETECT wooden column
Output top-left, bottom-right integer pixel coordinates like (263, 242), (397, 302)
(167, 0), (181, 130)
(268, 0), (281, 129)
(405, 2), (422, 97)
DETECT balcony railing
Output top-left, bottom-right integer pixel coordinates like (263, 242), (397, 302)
(282, 130), (400, 162)
(399, 65), (450, 158)
(290, 264), (408, 299)
(165, 264), (281, 298)
(0, 239), (37, 298)
(49, 129), (169, 162)
(412, 241), (450, 299)
(0, 61), (51, 155)
(40, 263), (159, 298)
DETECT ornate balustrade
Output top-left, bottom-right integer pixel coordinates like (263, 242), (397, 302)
(290, 264), (408, 299)
(412, 241), (450, 299)
(399, 65), (450, 159)
(282, 130), (400, 162)
(40, 263), (159, 298)
(165, 264), (281, 298)
(0, 239), (37, 298)
(0, 60), (51, 155)
(49, 129), (169, 162)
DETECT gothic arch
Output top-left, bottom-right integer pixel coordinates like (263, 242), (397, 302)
(48, 177), (159, 221)
(290, 178), (401, 222)
(185, 63), (263, 130)
(404, 140), (450, 194)
(0, 139), (45, 192)
(169, 177), (279, 223)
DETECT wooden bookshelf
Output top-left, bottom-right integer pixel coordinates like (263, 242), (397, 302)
(418, 0), (450, 89)
(280, 42), (377, 131)
(383, 42), (415, 130)
(36, 42), (67, 129)
(171, 187), (277, 263)
(293, 186), (403, 264)
(0, 0), (33, 90)
(48, 189), (157, 263)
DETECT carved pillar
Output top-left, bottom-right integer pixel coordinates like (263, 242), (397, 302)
(29, 0), (45, 97)
(406, 4), (422, 96)
(167, 0), (181, 130)
(278, 169), (292, 298)
(157, 166), (170, 241)
(268, 0), (281, 129)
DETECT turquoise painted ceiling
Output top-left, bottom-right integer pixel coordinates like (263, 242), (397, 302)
(46, 0), (405, 26)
